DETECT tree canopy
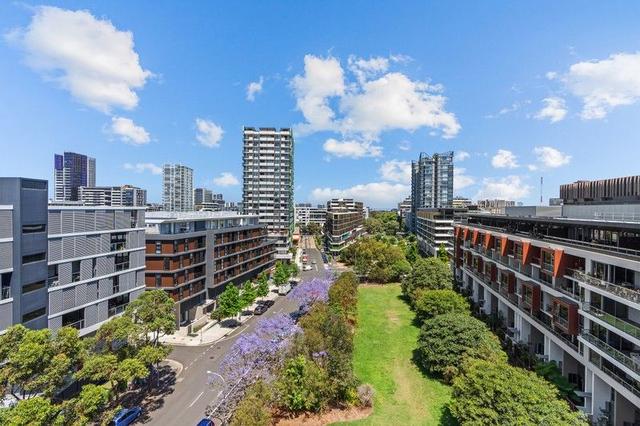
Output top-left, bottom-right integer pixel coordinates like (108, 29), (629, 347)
(413, 289), (470, 320)
(450, 359), (587, 425)
(402, 256), (453, 303)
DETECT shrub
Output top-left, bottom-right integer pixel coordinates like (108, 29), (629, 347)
(328, 272), (358, 323)
(231, 380), (272, 426)
(275, 355), (330, 413)
(450, 359), (587, 425)
(413, 289), (470, 320)
(402, 257), (453, 304)
(357, 384), (375, 408)
(416, 313), (506, 381)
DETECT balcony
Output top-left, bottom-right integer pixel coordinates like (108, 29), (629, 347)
(108, 304), (128, 317)
(567, 268), (640, 304)
(589, 351), (640, 399)
(63, 319), (85, 330)
(583, 303), (640, 340)
(47, 277), (59, 287)
(581, 331), (640, 377)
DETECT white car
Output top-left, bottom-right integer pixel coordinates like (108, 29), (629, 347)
(303, 265), (313, 271)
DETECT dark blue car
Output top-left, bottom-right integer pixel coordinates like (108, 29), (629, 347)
(196, 419), (214, 426)
(112, 407), (142, 426)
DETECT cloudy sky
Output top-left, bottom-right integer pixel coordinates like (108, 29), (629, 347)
(1, 2), (640, 208)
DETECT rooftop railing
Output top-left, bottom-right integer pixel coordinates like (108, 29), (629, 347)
(567, 268), (640, 304)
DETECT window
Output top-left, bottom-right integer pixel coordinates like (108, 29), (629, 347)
(22, 280), (45, 294)
(22, 307), (46, 323)
(71, 260), (81, 282)
(22, 252), (45, 264)
(110, 232), (127, 252)
(155, 274), (161, 287)
(112, 275), (120, 294)
(164, 258), (170, 270)
(22, 224), (46, 234)
(1, 272), (11, 299)
(47, 265), (58, 286)
(155, 242), (161, 254)
(92, 258), (97, 277)
(114, 253), (129, 271)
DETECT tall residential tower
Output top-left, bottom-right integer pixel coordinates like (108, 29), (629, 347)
(242, 127), (294, 260)
(409, 151), (454, 231)
(163, 164), (194, 212)
(53, 152), (96, 201)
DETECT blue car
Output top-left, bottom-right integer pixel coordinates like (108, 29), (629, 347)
(112, 407), (142, 426)
(196, 419), (214, 426)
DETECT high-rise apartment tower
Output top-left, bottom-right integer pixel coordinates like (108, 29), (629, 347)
(163, 164), (194, 212)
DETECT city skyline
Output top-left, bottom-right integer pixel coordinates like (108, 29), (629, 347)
(2, 2), (640, 208)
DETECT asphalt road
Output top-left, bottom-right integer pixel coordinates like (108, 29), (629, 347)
(146, 235), (326, 426)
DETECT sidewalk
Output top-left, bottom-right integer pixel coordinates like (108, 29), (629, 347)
(159, 286), (281, 347)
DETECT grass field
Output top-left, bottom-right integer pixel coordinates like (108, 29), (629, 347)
(337, 284), (452, 426)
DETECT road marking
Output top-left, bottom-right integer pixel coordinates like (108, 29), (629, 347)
(188, 391), (204, 408)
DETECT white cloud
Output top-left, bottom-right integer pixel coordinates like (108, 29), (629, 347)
(347, 55), (389, 83)
(485, 100), (531, 119)
(491, 149), (519, 169)
(545, 71), (558, 80)
(110, 116), (150, 145)
(322, 138), (382, 159)
(291, 54), (460, 140)
(246, 76), (264, 101)
(7, 6), (151, 113)
(398, 140), (411, 151)
(527, 164), (539, 171)
(533, 146), (571, 168)
(454, 167), (475, 190)
(291, 55), (345, 133)
(310, 182), (410, 208)
(123, 162), (162, 175)
(378, 160), (411, 184)
(195, 118), (224, 148)
(213, 172), (239, 187)
(534, 97), (567, 123)
(562, 52), (640, 119)
(475, 176), (532, 200)
(454, 150), (470, 162)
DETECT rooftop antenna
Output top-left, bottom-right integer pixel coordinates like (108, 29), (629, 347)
(540, 176), (544, 205)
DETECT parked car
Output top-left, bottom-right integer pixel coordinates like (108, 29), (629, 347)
(262, 299), (275, 307)
(278, 283), (291, 295)
(254, 304), (268, 315)
(196, 419), (214, 426)
(303, 265), (312, 271)
(311, 259), (316, 264)
(112, 407), (142, 426)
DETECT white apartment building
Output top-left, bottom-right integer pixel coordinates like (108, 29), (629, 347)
(295, 203), (327, 226)
(455, 206), (640, 424)
(242, 127), (294, 260)
(78, 185), (147, 207)
(163, 164), (194, 212)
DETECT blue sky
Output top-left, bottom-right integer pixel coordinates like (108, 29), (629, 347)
(1, 1), (640, 208)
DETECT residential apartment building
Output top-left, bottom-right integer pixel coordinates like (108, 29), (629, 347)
(561, 176), (640, 206)
(477, 198), (516, 214)
(242, 127), (294, 260)
(295, 203), (327, 226)
(0, 177), (146, 335)
(409, 151), (454, 231)
(78, 185), (147, 207)
(195, 190), (225, 212)
(414, 208), (459, 257)
(163, 164), (194, 212)
(452, 196), (473, 209)
(325, 198), (364, 255)
(54, 152), (96, 202)
(47, 205), (146, 336)
(144, 211), (275, 325)
(454, 206), (640, 424)
(0, 178), (49, 332)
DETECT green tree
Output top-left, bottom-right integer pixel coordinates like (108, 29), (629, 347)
(416, 312), (506, 381)
(404, 241), (419, 264)
(240, 281), (257, 311)
(402, 257), (453, 303)
(535, 361), (580, 403)
(75, 354), (119, 398)
(306, 222), (322, 236)
(71, 384), (110, 424)
(273, 261), (290, 287)
(231, 380), (272, 426)
(450, 359), (587, 425)
(0, 396), (60, 426)
(212, 283), (243, 323)
(437, 243), (449, 263)
(256, 277), (270, 300)
(275, 355), (329, 413)
(413, 289), (470, 320)
(125, 289), (176, 347)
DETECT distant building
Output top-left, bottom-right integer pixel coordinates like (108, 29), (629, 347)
(414, 207), (470, 257)
(54, 152), (96, 201)
(144, 211), (274, 325)
(194, 188), (213, 205)
(549, 197), (563, 206)
(242, 127), (294, 260)
(397, 196), (412, 223)
(410, 151), (454, 231)
(78, 185), (147, 207)
(325, 198), (364, 254)
(452, 196), (473, 209)
(560, 176), (640, 205)
(146, 203), (164, 212)
(295, 203), (327, 226)
(477, 199), (516, 215)
(194, 189), (225, 211)
(163, 164), (194, 212)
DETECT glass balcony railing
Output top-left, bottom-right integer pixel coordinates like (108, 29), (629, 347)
(581, 331), (640, 376)
(108, 304), (128, 317)
(63, 319), (85, 330)
(583, 303), (640, 340)
(567, 269), (640, 304)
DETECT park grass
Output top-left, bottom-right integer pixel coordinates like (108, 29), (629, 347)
(336, 284), (452, 426)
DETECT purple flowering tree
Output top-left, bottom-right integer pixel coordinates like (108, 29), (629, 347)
(206, 313), (300, 421)
(288, 277), (332, 310)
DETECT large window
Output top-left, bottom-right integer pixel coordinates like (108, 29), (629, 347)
(22, 224), (46, 234)
(71, 260), (81, 282)
(22, 252), (45, 264)
(22, 307), (46, 323)
(114, 253), (129, 271)
(22, 280), (45, 294)
(110, 232), (127, 252)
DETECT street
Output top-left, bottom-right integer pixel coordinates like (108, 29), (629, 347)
(146, 235), (326, 425)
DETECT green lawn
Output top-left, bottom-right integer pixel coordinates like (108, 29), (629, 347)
(337, 284), (452, 426)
